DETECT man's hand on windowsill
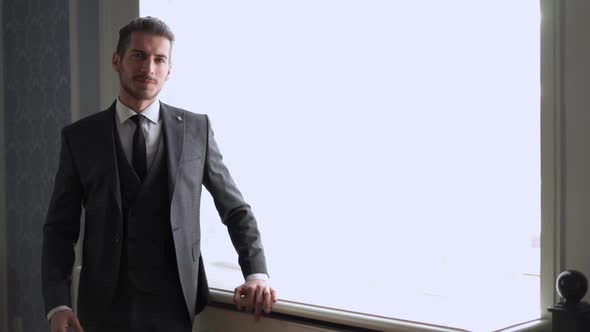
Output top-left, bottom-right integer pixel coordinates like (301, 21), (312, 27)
(233, 279), (278, 321)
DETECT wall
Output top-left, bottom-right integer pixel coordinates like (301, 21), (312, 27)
(72, 0), (99, 120)
(2, 0), (70, 331)
(196, 307), (341, 332)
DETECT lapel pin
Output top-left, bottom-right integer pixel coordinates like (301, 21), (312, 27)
(176, 115), (182, 122)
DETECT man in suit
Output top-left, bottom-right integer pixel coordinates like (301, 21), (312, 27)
(42, 16), (277, 332)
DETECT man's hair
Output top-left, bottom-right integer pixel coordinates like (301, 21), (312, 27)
(116, 16), (175, 58)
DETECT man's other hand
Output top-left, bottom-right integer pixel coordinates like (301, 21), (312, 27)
(50, 309), (84, 332)
(233, 279), (278, 321)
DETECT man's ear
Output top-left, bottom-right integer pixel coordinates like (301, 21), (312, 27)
(165, 63), (172, 81)
(112, 52), (120, 72)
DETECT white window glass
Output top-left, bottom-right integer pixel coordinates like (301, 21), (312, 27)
(141, 1), (540, 330)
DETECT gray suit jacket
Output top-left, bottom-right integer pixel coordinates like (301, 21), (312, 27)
(41, 101), (267, 323)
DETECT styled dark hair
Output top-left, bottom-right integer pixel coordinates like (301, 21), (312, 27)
(116, 16), (175, 57)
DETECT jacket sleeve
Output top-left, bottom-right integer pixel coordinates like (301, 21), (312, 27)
(41, 128), (83, 315)
(202, 115), (268, 279)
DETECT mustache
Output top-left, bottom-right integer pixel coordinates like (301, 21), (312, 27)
(133, 75), (157, 83)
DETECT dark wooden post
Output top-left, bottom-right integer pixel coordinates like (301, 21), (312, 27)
(548, 270), (590, 331)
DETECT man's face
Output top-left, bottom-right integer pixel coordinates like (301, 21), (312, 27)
(112, 32), (172, 102)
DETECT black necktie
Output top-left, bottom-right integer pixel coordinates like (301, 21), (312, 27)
(131, 114), (147, 181)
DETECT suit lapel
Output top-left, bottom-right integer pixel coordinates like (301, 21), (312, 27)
(161, 102), (185, 202)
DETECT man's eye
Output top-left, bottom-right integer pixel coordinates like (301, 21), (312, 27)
(132, 53), (143, 58)
(156, 58), (166, 63)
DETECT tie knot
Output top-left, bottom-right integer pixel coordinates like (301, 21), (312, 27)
(130, 114), (143, 127)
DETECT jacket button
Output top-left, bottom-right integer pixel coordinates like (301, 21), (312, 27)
(113, 234), (120, 243)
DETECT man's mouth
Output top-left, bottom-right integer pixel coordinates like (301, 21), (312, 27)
(134, 77), (156, 84)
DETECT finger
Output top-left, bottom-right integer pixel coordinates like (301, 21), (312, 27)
(254, 286), (264, 321)
(234, 287), (243, 311)
(270, 288), (278, 303)
(71, 316), (85, 332)
(52, 319), (68, 332)
(245, 286), (255, 314)
(263, 287), (272, 314)
(56, 323), (69, 332)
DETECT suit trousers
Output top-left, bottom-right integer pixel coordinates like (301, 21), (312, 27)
(85, 272), (193, 332)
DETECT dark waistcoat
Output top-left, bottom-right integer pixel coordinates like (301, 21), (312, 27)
(113, 121), (180, 293)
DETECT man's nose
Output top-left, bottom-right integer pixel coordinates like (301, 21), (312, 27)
(141, 58), (156, 74)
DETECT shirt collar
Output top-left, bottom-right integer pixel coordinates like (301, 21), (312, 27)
(115, 98), (160, 125)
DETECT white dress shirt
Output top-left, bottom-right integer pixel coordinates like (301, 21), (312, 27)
(115, 98), (162, 170)
(47, 98), (268, 320)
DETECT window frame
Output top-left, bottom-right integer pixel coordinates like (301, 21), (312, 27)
(91, 1), (562, 330)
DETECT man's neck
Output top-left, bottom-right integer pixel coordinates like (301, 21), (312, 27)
(118, 94), (156, 113)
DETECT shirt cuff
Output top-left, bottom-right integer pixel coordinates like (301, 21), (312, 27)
(246, 273), (269, 282)
(47, 305), (72, 321)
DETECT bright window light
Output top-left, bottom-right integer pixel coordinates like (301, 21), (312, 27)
(141, 1), (540, 330)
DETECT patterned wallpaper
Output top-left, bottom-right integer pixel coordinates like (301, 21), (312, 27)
(3, 0), (70, 331)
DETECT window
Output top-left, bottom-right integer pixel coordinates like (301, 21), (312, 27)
(140, 1), (541, 330)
